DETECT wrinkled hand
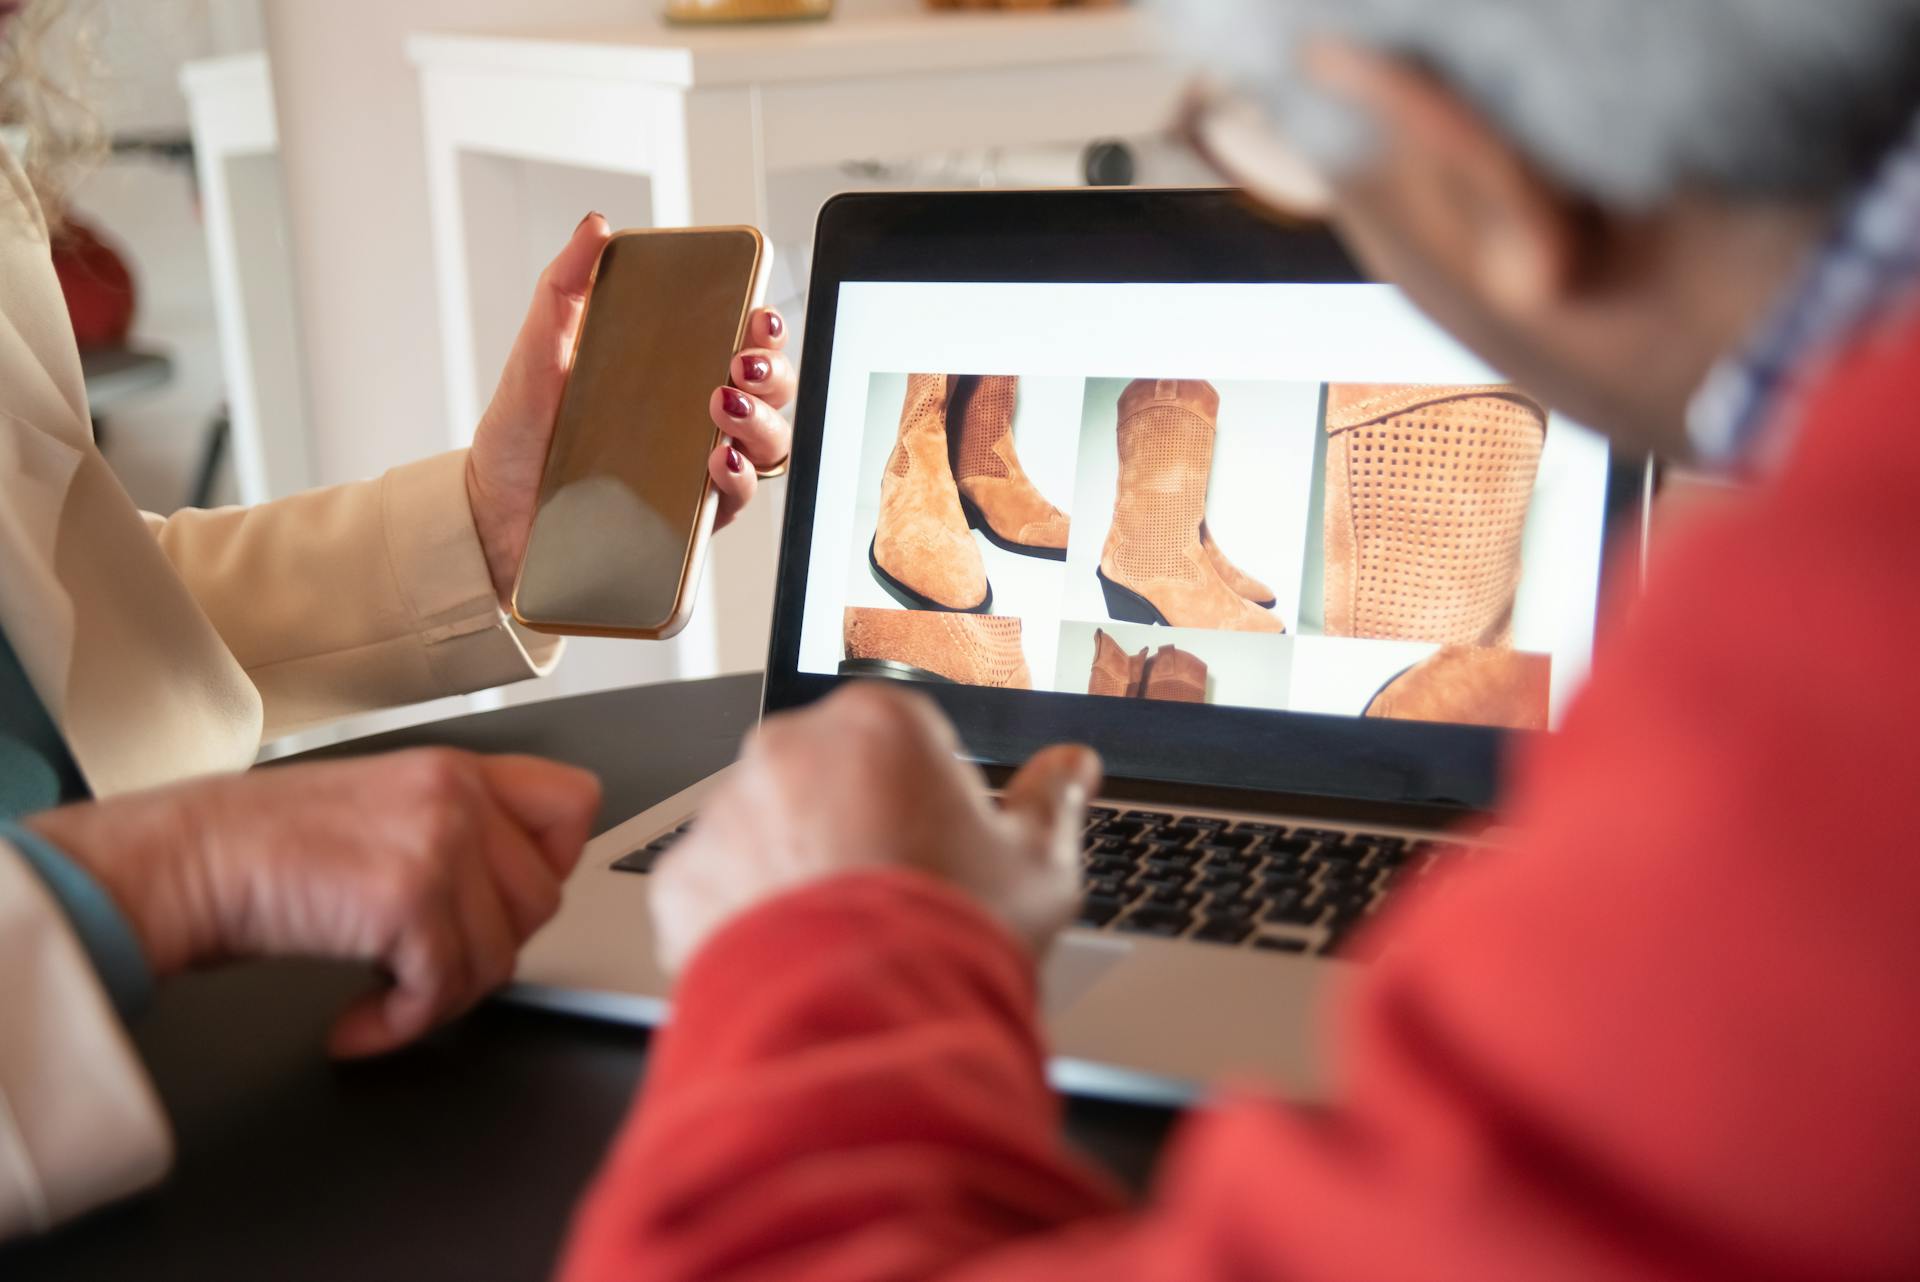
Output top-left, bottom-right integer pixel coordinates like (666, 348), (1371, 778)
(466, 213), (798, 609)
(27, 750), (601, 1058)
(650, 684), (1102, 974)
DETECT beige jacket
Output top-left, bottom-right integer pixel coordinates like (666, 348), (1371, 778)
(0, 149), (560, 1239)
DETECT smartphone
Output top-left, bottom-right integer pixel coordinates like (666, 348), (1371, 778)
(511, 226), (771, 639)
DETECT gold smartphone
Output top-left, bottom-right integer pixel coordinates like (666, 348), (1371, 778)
(511, 226), (772, 639)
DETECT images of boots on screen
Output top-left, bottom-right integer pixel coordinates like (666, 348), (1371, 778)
(834, 371), (1561, 729)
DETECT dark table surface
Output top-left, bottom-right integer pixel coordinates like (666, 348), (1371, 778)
(4, 675), (1177, 1281)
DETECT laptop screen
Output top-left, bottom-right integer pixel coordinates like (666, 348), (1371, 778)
(791, 278), (1612, 734)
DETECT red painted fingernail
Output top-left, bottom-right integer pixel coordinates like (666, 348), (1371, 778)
(721, 387), (753, 419)
(576, 210), (603, 231)
(741, 355), (771, 384)
(725, 446), (745, 474)
(764, 311), (784, 339)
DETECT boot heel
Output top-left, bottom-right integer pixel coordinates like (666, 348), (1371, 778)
(1097, 569), (1169, 626)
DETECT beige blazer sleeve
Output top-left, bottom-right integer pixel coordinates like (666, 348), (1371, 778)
(0, 843), (172, 1241)
(144, 450), (563, 740)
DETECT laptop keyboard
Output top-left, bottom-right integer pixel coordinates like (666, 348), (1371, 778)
(613, 807), (1469, 959)
(1077, 808), (1467, 957)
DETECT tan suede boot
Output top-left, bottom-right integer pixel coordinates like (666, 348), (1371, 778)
(1097, 379), (1284, 633)
(1087, 628), (1134, 698)
(840, 607), (1032, 689)
(1140, 644), (1208, 703)
(1201, 521), (1277, 609)
(1365, 646), (1551, 730)
(1323, 384), (1545, 645)
(870, 374), (990, 613)
(949, 375), (1070, 560)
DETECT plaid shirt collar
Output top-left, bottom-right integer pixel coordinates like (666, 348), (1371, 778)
(1688, 114), (1920, 473)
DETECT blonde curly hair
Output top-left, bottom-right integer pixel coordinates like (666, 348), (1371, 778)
(0, 0), (104, 229)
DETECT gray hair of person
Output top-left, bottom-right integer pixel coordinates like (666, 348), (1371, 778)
(1168, 0), (1920, 210)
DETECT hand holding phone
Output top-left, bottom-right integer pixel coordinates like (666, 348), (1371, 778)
(512, 227), (774, 640)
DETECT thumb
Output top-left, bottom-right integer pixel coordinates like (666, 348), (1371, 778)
(477, 755), (602, 877)
(1000, 744), (1103, 865)
(510, 212), (611, 388)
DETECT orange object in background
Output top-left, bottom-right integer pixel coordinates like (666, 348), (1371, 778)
(664, 0), (832, 22)
(51, 218), (137, 350)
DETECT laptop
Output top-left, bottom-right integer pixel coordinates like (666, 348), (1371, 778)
(508, 189), (1647, 1106)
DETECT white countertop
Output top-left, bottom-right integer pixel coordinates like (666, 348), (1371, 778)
(405, 8), (1166, 88)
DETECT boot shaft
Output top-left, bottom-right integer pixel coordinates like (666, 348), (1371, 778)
(887, 373), (951, 480)
(950, 375), (1018, 482)
(1322, 383), (1545, 646)
(1106, 379), (1219, 583)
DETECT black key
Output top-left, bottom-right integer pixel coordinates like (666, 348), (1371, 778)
(1121, 810), (1174, 826)
(1264, 836), (1315, 858)
(1319, 867), (1377, 893)
(1087, 856), (1135, 880)
(1259, 872), (1312, 897)
(1144, 887), (1202, 913)
(1084, 874), (1130, 899)
(1076, 895), (1125, 928)
(1090, 820), (1147, 842)
(1197, 843), (1260, 867)
(1353, 833), (1406, 853)
(1204, 894), (1255, 919)
(1206, 828), (1261, 851)
(1321, 886), (1379, 912)
(1198, 867), (1252, 892)
(1135, 873), (1192, 897)
(1294, 828), (1348, 844)
(1254, 936), (1310, 954)
(1194, 919), (1254, 946)
(1082, 836), (1128, 856)
(1158, 824), (1212, 847)
(1316, 842), (1369, 862)
(1231, 821), (1286, 836)
(1265, 892), (1323, 926)
(1085, 806), (1117, 822)
(1117, 906), (1192, 937)
(1140, 845), (1202, 869)
(610, 847), (662, 875)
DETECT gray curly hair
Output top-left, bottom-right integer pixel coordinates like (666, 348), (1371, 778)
(1173, 0), (1920, 210)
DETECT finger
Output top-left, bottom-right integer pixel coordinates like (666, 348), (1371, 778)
(475, 756), (602, 878)
(824, 680), (968, 762)
(476, 814), (567, 940)
(730, 349), (797, 414)
(448, 850), (522, 1000)
(709, 439), (758, 532)
(711, 385), (793, 472)
(747, 307), (789, 352)
(506, 213), (613, 396)
(999, 744), (1104, 866)
(326, 915), (464, 1060)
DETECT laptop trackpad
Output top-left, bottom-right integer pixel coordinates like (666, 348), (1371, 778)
(1040, 936), (1131, 1015)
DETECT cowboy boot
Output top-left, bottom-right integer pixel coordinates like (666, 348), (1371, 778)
(949, 375), (1071, 559)
(1365, 646), (1551, 731)
(1097, 379), (1284, 633)
(870, 374), (991, 613)
(1323, 384), (1546, 646)
(1201, 522), (1277, 609)
(840, 607), (1032, 689)
(1087, 628), (1134, 698)
(1140, 644), (1208, 703)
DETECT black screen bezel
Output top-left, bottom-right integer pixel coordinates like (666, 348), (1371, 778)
(763, 189), (1647, 819)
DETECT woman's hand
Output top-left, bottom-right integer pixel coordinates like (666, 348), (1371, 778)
(465, 213), (799, 610)
(649, 684), (1102, 974)
(27, 750), (602, 1059)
